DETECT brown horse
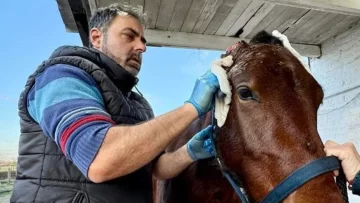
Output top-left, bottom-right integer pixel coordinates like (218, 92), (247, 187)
(153, 31), (344, 203)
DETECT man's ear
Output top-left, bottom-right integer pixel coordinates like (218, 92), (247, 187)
(89, 28), (102, 49)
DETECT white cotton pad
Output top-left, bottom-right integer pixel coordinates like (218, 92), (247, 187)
(210, 55), (233, 127)
(272, 30), (311, 74)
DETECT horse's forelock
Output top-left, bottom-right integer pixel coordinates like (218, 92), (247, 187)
(250, 30), (284, 47)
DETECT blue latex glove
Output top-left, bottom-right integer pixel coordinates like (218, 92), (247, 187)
(186, 70), (220, 117)
(187, 125), (216, 161)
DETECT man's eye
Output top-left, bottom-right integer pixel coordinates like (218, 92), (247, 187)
(123, 34), (134, 41)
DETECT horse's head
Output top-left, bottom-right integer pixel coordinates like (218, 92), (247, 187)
(216, 31), (343, 202)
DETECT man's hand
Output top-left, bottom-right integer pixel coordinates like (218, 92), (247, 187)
(186, 71), (220, 117)
(186, 125), (215, 161)
(324, 140), (360, 182)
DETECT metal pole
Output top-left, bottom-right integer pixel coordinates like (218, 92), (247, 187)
(8, 167), (11, 184)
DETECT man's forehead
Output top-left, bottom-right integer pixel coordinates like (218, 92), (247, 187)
(112, 15), (143, 31)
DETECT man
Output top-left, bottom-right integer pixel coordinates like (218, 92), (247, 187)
(11, 3), (218, 203)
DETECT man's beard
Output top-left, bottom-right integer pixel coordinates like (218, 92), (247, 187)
(101, 37), (139, 76)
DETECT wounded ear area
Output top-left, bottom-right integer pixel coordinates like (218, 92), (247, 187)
(220, 41), (248, 72)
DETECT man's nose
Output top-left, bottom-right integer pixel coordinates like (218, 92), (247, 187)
(134, 39), (146, 53)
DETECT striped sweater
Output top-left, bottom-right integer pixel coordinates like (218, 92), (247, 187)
(27, 64), (115, 177)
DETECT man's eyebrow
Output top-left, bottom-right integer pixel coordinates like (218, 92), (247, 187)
(122, 27), (147, 44)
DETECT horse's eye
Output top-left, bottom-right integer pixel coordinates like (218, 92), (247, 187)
(238, 87), (254, 100)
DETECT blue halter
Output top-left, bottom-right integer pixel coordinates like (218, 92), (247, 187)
(209, 109), (348, 203)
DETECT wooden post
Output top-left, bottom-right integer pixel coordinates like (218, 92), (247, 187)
(8, 167), (11, 184)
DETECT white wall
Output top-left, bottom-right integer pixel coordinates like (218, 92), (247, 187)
(310, 20), (360, 202)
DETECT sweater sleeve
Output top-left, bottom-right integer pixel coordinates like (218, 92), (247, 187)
(352, 170), (360, 196)
(27, 63), (116, 178)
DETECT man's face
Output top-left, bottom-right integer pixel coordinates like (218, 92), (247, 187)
(91, 15), (147, 76)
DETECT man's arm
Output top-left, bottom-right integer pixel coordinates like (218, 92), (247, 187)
(152, 145), (193, 180)
(88, 70), (220, 183)
(88, 103), (198, 183)
(88, 70), (221, 183)
(152, 125), (214, 180)
(28, 63), (220, 183)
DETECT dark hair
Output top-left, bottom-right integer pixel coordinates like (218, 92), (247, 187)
(88, 3), (147, 47)
(250, 30), (284, 46)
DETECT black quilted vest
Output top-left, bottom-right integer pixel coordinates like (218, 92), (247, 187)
(11, 46), (155, 203)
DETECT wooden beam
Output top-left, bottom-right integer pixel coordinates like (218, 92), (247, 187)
(192, 0), (223, 34)
(81, 0), (93, 19)
(129, 0), (144, 11)
(285, 10), (328, 42)
(315, 15), (360, 44)
(181, 0), (207, 32)
(168, 0), (193, 31)
(144, 29), (321, 57)
(156, 0), (178, 30)
(246, 5), (286, 39)
(239, 2), (276, 38)
(263, 0), (360, 16)
(56, 0), (78, 32)
(144, 0), (161, 29)
(67, 0), (91, 46)
(96, 0), (119, 8)
(215, 0), (252, 35)
(225, 0), (264, 36)
(88, 0), (97, 14)
(204, 0), (239, 35)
